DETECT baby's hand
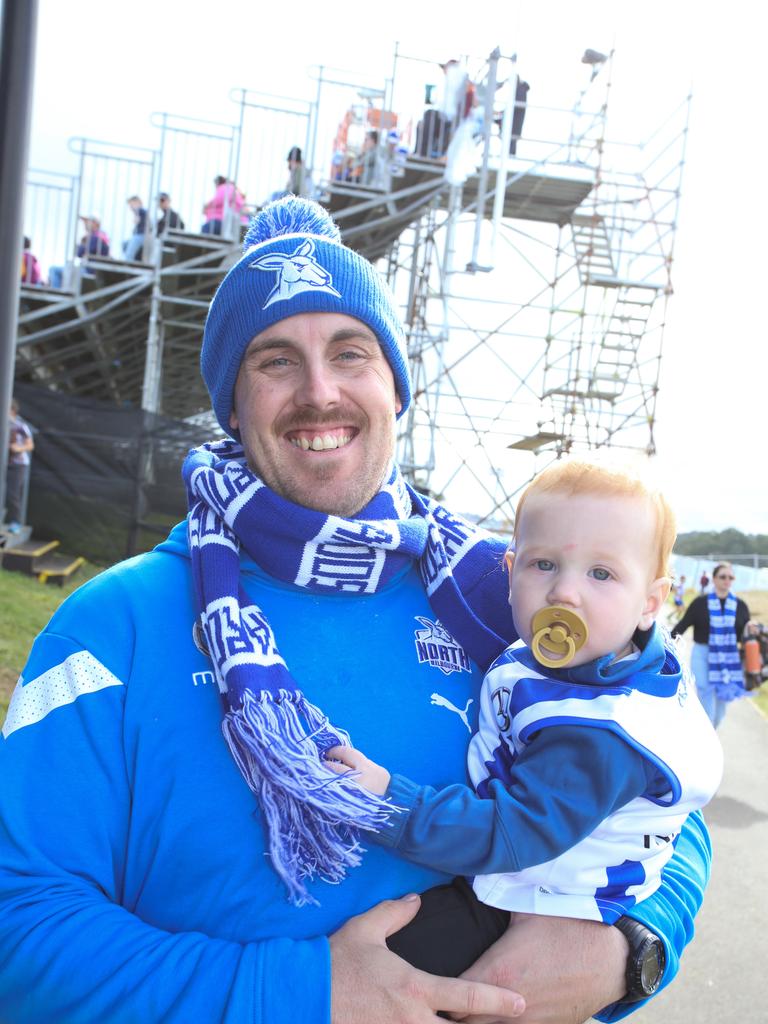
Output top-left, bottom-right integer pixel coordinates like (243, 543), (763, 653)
(325, 745), (391, 796)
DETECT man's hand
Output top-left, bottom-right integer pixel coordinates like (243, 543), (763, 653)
(455, 912), (628, 1024)
(330, 894), (526, 1023)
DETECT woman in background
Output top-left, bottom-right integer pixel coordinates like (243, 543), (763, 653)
(672, 562), (751, 727)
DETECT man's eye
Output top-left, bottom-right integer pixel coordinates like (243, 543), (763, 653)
(535, 559), (555, 571)
(590, 567), (612, 581)
(336, 349), (365, 361)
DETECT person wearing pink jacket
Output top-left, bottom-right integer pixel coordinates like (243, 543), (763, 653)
(201, 175), (246, 235)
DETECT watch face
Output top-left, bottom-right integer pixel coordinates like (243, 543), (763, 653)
(640, 945), (663, 993)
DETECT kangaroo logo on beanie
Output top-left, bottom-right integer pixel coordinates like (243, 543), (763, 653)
(249, 238), (342, 309)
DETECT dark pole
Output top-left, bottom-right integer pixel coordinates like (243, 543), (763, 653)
(0, 0), (39, 523)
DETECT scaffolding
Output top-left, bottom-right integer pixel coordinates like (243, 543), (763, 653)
(15, 44), (689, 533)
(389, 48), (689, 529)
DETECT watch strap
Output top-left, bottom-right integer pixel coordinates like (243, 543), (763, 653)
(613, 915), (667, 1002)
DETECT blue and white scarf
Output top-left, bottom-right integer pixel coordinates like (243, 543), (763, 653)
(707, 592), (746, 702)
(182, 439), (508, 905)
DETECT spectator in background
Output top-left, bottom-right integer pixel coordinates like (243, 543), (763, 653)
(270, 147), (312, 201)
(699, 569), (710, 593)
(357, 130), (381, 186)
(123, 196), (148, 262)
(286, 146), (309, 196)
(48, 215), (110, 289)
(672, 562), (752, 728)
(510, 77), (530, 155)
(493, 76), (530, 156)
(5, 397), (34, 533)
(20, 237), (42, 286)
(156, 193), (185, 236)
(673, 574), (686, 616)
(76, 215), (111, 259)
(201, 175), (246, 235)
(415, 84), (451, 159)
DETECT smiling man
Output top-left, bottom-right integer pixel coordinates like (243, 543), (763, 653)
(0, 197), (712, 1024)
(229, 314), (401, 516)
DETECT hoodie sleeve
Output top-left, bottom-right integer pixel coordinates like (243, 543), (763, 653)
(0, 572), (329, 1024)
(594, 809), (711, 1021)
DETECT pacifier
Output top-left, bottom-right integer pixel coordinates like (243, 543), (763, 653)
(530, 606), (589, 668)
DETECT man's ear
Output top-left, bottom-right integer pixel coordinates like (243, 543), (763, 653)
(395, 391), (403, 416)
(638, 576), (672, 631)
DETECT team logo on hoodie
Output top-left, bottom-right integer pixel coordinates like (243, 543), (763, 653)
(413, 616), (470, 676)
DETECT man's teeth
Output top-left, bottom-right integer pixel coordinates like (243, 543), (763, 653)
(290, 434), (352, 451)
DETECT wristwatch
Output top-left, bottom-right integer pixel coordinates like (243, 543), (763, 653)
(613, 915), (667, 1002)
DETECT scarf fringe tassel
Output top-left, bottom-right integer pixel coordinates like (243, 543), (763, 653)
(222, 689), (394, 906)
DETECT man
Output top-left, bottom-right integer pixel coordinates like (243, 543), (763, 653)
(5, 398), (34, 532)
(357, 130), (381, 186)
(156, 191), (185, 235)
(0, 197), (710, 1023)
(123, 195), (148, 261)
(49, 215), (110, 289)
(76, 215), (110, 258)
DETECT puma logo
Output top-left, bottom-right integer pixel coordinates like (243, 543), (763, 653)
(430, 692), (474, 733)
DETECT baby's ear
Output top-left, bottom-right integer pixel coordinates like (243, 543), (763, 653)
(504, 549), (515, 578)
(638, 577), (672, 631)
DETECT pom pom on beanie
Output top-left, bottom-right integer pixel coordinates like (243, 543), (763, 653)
(201, 195), (411, 437)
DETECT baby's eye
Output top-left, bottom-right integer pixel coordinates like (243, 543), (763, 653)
(535, 559), (555, 572)
(589, 567), (612, 581)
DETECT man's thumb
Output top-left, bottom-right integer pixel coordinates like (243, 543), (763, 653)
(368, 893), (422, 940)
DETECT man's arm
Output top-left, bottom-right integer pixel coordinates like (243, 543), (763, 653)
(457, 811), (711, 1023)
(9, 424), (33, 455)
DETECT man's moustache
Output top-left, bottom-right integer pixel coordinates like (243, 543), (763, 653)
(277, 410), (362, 432)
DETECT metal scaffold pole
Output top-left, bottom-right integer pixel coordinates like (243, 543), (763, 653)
(0, 0), (38, 523)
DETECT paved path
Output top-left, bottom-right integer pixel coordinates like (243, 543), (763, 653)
(619, 695), (768, 1023)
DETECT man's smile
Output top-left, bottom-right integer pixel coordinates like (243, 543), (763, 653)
(287, 427), (356, 451)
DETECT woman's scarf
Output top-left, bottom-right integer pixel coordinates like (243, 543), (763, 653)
(183, 439), (507, 905)
(707, 591), (747, 701)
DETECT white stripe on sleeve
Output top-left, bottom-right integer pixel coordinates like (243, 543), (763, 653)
(2, 651), (123, 738)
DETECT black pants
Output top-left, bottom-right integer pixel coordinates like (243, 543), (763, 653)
(386, 877), (510, 977)
(5, 464), (28, 524)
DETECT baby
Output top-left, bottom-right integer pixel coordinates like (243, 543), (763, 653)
(327, 458), (723, 981)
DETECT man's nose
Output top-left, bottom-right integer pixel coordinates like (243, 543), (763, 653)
(294, 361), (341, 408)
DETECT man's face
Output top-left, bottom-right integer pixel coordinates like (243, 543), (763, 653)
(230, 312), (402, 517)
(508, 491), (668, 667)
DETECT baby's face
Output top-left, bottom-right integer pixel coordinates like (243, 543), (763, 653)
(508, 491), (666, 667)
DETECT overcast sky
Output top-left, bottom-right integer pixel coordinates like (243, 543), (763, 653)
(24, 0), (765, 534)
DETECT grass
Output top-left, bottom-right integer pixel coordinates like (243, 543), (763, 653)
(0, 561), (104, 719)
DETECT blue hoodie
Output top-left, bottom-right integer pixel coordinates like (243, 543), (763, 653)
(0, 523), (711, 1022)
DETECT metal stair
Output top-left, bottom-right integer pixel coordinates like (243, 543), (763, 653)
(571, 213), (616, 283)
(1, 537), (85, 586)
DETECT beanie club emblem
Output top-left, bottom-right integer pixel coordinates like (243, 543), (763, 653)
(249, 238), (342, 309)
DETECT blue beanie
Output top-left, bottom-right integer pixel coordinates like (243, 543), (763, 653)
(201, 196), (411, 437)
